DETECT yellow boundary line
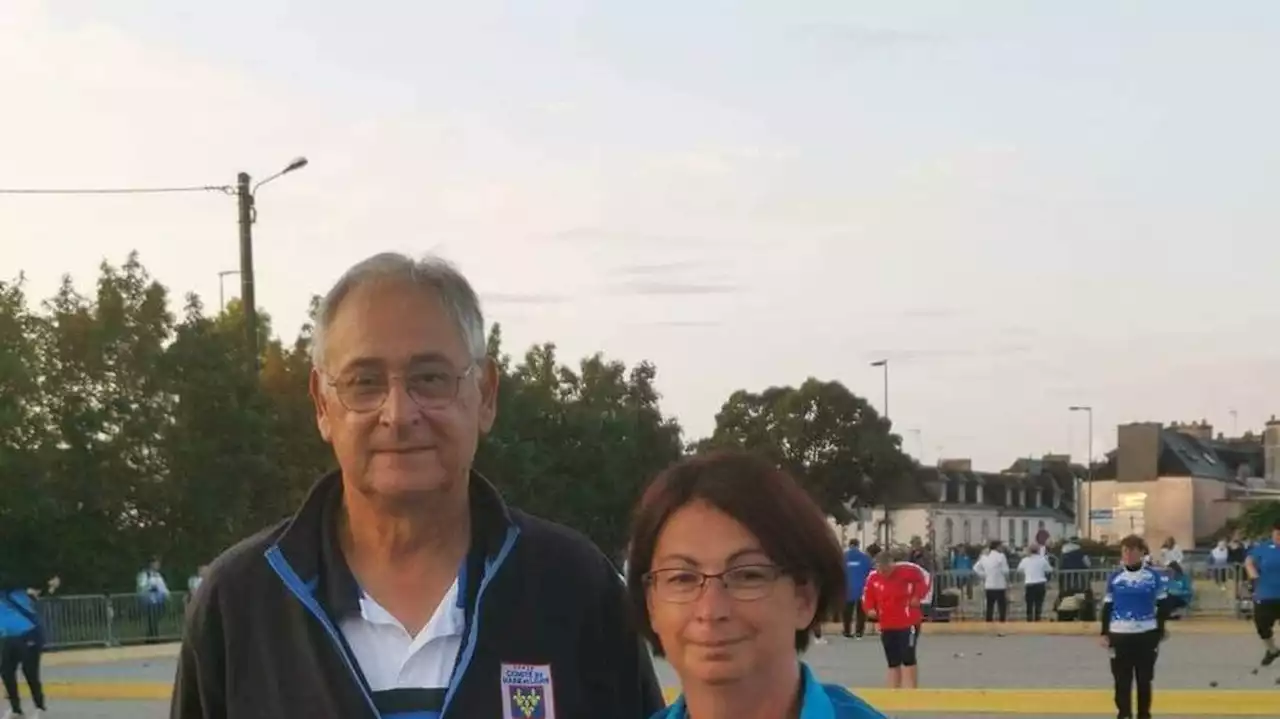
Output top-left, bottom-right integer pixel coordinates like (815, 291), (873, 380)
(28, 684), (1280, 714)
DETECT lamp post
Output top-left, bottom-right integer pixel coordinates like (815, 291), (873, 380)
(870, 359), (889, 421)
(239, 156), (309, 370)
(1069, 405), (1094, 540)
(218, 270), (240, 312)
(870, 358), (891, 544)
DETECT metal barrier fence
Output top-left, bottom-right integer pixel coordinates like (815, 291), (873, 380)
(34, 592), (190, 650)
(929, 565), (1253, 622)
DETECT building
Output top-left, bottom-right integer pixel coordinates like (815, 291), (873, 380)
(842, 456), (1083, 550)
(1082, 419), (1280, 547)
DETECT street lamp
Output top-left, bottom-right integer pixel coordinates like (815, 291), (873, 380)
(1069, 405), (1094, 540)
(870, 359), (889, 421)
(218, 270), (240, 312)
(237, 156), (309, 369)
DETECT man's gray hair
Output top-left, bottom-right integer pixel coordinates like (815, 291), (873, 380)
(310, 252), (487, 368)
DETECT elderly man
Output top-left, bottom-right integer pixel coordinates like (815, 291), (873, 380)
(172, 253), (664, 718)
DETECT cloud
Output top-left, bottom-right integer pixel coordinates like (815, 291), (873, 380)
(606, 280), (739, 297)
(607, 260), (710, 278)
(481, 292), (570, 306)
(635, 319), (722, 328)
(791, 22), (941, 51)
(897, 307), (962, 320)
(859, 344), (1033, 363)
(547, 227), (719, 247)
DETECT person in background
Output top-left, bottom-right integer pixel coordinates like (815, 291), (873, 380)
(862, 547), (930, 690)
(137, 557), (170, 643)
(842, 539), (873, 639)
(187, 565), (208, 594)
(1163, 562), (1192, 617)
(1227, 533), (1248, 566)
(630, 450), (886, 719)
(1100, 534), (1168, 719)
(974, 540), (1010, 623)
(1244, 519), (1280, 667)
(1017, 544), (1053, 622)
(950, 547), (974, 601)
(0, 573), (46, 719)
(1210, 539), (1230, 589)
(1158, 537), (1183, 568)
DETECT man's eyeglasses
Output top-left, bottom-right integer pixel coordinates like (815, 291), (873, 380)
(643, 564), (784, 603)
(324, 364), (477, 413)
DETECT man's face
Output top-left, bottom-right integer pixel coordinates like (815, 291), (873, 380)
(310, 280), (498, 500)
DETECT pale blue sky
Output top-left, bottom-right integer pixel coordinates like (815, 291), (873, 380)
(3, 1), (1277, 468)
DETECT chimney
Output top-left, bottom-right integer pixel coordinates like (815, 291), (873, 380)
(1170, 420), (1213, 441)
(938, 458), (972, 472)
(1117, 423), (1162, 483)
(1265, 416), (1280, 482)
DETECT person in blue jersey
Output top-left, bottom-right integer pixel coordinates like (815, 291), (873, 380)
(841, 539), (873, 639)
(628, 451), (887, 719)
(1099, 535), (1169, 719)
(1244, 518), (1280, 666)
(0, 573), (47, 719)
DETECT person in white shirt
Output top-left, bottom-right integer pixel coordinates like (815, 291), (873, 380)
(1211, 539), (1230, 588)
(1159, 537), (1184, 568)
(136, 557), (170, 643)
(1017, 544), (1054, 622)
(974, 540), (1010, 622)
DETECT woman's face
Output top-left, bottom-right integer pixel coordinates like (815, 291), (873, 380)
(646, 500), (816, 686)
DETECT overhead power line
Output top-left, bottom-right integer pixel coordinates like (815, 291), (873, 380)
(0, 184), (234, 196)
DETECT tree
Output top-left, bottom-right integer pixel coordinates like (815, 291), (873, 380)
(696, 378), (915, 523)
(477, 326), (684, 557)
(1236, 502), (1280, 539)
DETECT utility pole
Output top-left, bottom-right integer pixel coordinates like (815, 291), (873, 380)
(871, 359), (889, 421)
(236, 172), (258, 370)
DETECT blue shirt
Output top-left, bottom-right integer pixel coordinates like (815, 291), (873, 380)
(1103, 567), (1167, 634)
(1247, 539), (1280, 601)
(653, 663), (886, 719)
(844, 549), (873, 601)
(1165, 574), (1192, 599)
(0, 590), (38, 638)
(951, 554), (973, 572)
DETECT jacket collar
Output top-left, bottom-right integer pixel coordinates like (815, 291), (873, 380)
(271, 469), (516, 618)
(660, 663), (835, 719)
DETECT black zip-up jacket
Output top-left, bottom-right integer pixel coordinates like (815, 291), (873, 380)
(171, 471), (664, 719)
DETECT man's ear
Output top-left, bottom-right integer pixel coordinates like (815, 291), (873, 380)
(309, 368), (333, 442)
(477, 357), (500, 435)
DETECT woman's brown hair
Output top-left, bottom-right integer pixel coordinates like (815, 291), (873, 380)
(626, 449), (846, 654)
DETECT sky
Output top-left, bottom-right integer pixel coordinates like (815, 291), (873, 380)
(2, 0), (1278, 469)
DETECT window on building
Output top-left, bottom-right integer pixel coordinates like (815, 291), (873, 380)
(963, 519), (972, 544)
(1008, 519), (1016, 543)
(980, 519), (989, 542)
(1021, 519), (1029, 546)
(944, 517), (954, 546)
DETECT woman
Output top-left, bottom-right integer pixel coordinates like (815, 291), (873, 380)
(861, 547), (929, 689)
(1100, 535), (1168, 719)
(973, 540), (1010, 623)
(1016, 544), (1053, 622)
(627, 450), (886, 718)
(0, 574), (46, 718)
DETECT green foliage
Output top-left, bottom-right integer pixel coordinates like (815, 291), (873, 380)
(477, 331), (683, 558)
(1235, 502), (1280, 539)
(2, 253), (918, 592)
(695, 378), (914, 523)
(0, 254), (688, 589)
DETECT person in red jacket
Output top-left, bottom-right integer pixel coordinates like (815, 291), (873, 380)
(862, 547), (930, 689)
